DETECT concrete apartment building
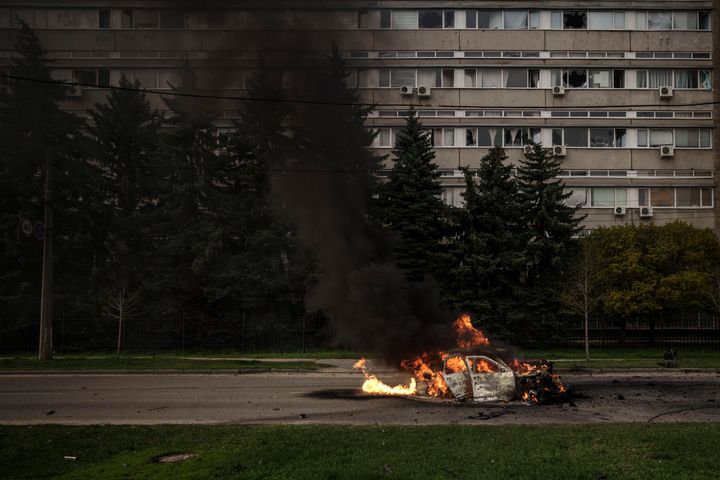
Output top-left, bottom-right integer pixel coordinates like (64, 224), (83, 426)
(0, 1), (716, 231)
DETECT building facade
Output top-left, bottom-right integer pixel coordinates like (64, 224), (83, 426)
(0, 1), (716, 231)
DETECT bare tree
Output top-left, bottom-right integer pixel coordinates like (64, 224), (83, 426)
(559, 239), (604, 361)
(103, 282), (141, 358)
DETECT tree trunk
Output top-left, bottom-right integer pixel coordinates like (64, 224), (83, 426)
(584, 310), (590, 361)
(116, 305), (124, 358)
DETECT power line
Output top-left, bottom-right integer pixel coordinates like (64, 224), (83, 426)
(1, 72), (719, 110)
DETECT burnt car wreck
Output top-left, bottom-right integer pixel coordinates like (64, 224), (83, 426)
(438, 352), (570, 404)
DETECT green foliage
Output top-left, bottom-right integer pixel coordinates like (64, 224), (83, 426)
(89, 76), (162, 300)
(445, 147), (526, 336)
(376, 110), (446, 281)
(0, 20), (88, 320)
(587, 222), (720, 319)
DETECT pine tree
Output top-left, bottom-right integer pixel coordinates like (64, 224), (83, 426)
(517, 141), (583, 278)
(515, 141), (584, 343)
(376, 110), (446, 282)
(446, 147), (526, 336)
(89, 76), (162, 312)
(0, 21), (88, 336)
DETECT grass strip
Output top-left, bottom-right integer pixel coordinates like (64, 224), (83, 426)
(0, 424), (717, 479)
(0, 357), (327, 371)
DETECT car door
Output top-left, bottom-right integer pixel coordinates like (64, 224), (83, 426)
(441, 354), (472, 400)
(466, 356), (516, 402)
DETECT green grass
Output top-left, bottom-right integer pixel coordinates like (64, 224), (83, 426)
(518, 346), (720, 369)
(0, 356), (329, 371)
(0, 424), (717, 479)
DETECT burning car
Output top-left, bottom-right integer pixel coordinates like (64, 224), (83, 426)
(353, 314), (569, 404)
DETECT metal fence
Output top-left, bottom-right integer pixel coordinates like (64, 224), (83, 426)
(1, 310), (719, 354)
(566, 312), (720, 346)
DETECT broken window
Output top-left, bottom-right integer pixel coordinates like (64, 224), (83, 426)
(566, 188), (587, 207)
(418, 10), (442, 28)
(160, 11), (185, 29)
(564, 70), (588, 88)
(615, 129), (627, 147)
(613, 70), (625, 88)
(563, 11), (587, 29)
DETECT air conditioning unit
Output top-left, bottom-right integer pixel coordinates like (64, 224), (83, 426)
(552, 86), (566, 96)
(400, 86), (413, 96)
(639, 206), (654, 218)
(660, 145), (674, 158)
(553, 145), (567, 157)
(522, 145), (534, 155)
(614, 206), (627, 216)
(417, 85), (431, 97)
(659, 86), (674, 98)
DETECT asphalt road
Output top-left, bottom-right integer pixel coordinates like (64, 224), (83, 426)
(1, 366), (719, 425)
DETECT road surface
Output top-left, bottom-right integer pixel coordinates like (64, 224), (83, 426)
(1, 363), (719, 425)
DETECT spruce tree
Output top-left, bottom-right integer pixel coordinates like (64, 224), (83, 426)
(517, 142), (583, 278)
(376, 110), (446, 282)
(0, 21), (88, 336)
(516, 141), (584, 343)
(446, 147), (526, 336)
(89, 77), (161, 310)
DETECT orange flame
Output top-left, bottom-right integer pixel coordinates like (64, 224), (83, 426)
(353, 358), (416, 396)
(354, 314), (566, 401)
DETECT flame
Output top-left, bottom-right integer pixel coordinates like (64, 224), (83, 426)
(453, 313), (489, 348)
(353, 358), (417, 396)
(353, 314), (567, 402)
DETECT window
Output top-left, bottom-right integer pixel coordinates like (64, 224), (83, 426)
(159, 11), (185, 29)
(588, 11), (613, 29)
(74, 10), (99, 28)
(589, 70), (611, 88)
(552, 128), (563, 145)
(529, 70), (540, 88)
(635, 12), (647, 29)
(565, 70), (588, 88)
(564, 11), (587, 29)
(47, 10), (73, 28)
(504, 128), (523, 147)
(0, 9), (10, 28)
(551, 11), (563, 29)
(592, 188), (615, 206)
(564, 128), (588, 147)
(380, 10), (391, 28)
(699, 12), (711, 30)
(379, 69), (390, 87)
(504, 11), (528, 29)
(673, 12), (697, 30)
(466, 10), (477, 29)
(700, 129), (711, 148)
(418, 10), (442, 28)
(701, 188), (713, 206)
(98, 69), (110, 87)
(648, 11), (672, 30)
(73, 70), (97, 86)
(676, 188), (701, 207)
(505, 69), (528, 87)
(529, 11), (540, 29)
(613, 70), (625, 88)
(378, 128), (394, 147)
(637, 70), (673, 88)
(390, 69), (415, 87)
(392, 11), (416, 29)
(649, 129), (673, 147)
(614, 12), (625, 29)
(464, 69), (476, 87)
(482, 69), (502, 88)
(589, 128), (615, 147)
(444, 11), (455, 28)
(431, 128), (455, 146)
(675, 70), (698, 89)
(99, 9), (111, 28)
(650, 188), (673, 207)
(442, 69), (454, 87)
(701, 70), (712, 90)
(121, 9), (133, 28)
(477, 11), (502, 29)
(566, 188), (587, 207)
(638, 188), (650, 206)
(466, 128), (501, 146)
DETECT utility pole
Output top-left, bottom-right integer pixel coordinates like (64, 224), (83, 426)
(38, 149), (53, 360)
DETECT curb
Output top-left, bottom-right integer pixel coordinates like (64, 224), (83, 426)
(0, 368), (321, 375)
